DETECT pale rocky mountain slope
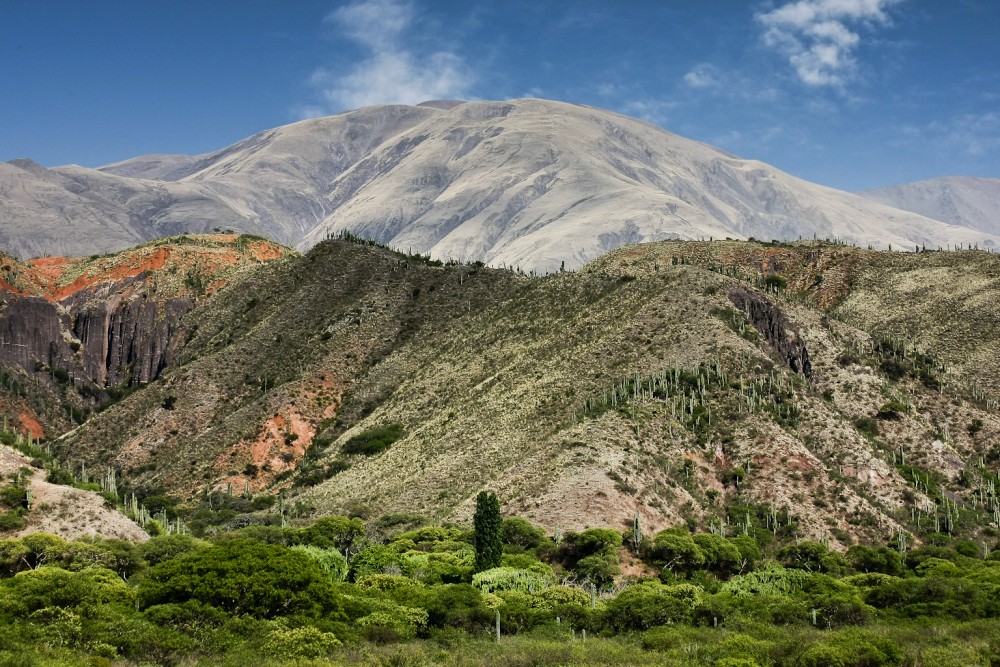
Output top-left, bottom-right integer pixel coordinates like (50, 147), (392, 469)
(2, 99), (995, 270)
(860, 176), (1000, 236)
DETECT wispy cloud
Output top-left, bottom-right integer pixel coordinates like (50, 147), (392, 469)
(756, 0), (902, 88)
(619, 99), (678, 126)
(900, 112), (1000, 157)
(683, 64), (721, 90)
(303, 0), (473, 116)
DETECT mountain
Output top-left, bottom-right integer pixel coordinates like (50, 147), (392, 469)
(859, 176), (1000, 236)
(2, 100), (996, 271)
(33, 236), (998, 549)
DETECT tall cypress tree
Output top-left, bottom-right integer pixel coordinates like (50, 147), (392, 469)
(473, 490), (502, 572)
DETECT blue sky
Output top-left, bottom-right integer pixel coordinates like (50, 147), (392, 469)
(1, 0), (997, 191)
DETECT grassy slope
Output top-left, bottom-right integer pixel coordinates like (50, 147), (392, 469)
(53, 239), (1000, 548)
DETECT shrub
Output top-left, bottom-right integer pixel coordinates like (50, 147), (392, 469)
(763, 275), (788, 291)
(500, 517), (547, 550)
(650, 531), (705, 575)
(847, 546), (904, 577)
(574, 551), (620, 590)
(138, 540), (343, 619)
(343, 424), (404, 456)
(0, 486), (27, 509)
(797, 629), (904, 667)
(855, 417), (880, 437)
(472, 567), (548, 594)
(603, 582), (702, 631)
(879, 360), (907, 382)
(292, 545), (349, 582)
(294, 515), (365, 552)
(0, 510), (27, 532)
(777, 541), (846, 575)
(420, 584), (494, 633)
(694, 533), (742, 576)
(349, 544), (406, 581)
(262, 625), (340, 659)
(876, 401), (908, 420)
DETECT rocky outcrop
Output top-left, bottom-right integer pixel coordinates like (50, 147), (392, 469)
(0, 294), (84, 382)
(0, 277), (191, 393)
(729, 286), (811, 376)
(66, 278), (191, 386)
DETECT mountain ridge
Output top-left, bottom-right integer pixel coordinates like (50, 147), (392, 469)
(2, 99), (996, 270)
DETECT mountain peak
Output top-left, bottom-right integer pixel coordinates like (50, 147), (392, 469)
(1, 98), (996, 268)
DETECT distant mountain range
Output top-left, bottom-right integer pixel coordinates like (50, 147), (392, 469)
(859, 176), (1000, 237)
(2, 99), (996, 270)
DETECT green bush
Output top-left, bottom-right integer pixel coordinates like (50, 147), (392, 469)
(0, 486), (27, 509)
(138, 534), (202, 567)
(650, 531), (705, 576)
(876, 401), (909, 420)
(349, 544), (406, 581)
(501, 517), (547, 550)
(848, 546), (904, 577)
(855, 416), (880, 437)
(0, 510), (27, 532)
(138, 540), (344, 619)
(343, 424), (404, 456)
(292, 545), (348, 582)
(293, 515), (365, 552)
(797, 629), (904, 667)
(574, 551), (620, 590)
(603, 582), (702, 631)
(262, 625), (340, 659)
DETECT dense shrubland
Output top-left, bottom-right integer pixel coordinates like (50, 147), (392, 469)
(0, 509), (997, 666)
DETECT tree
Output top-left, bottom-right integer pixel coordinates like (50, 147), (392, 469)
(651, 531), (705, 576)
(138, 540), (343, 619)
(473, 491), (502, 572)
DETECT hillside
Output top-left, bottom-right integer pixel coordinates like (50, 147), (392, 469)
(0, 440), (147, 543)
(2, 100), (996, 271)
(49, 238), (1000, 551)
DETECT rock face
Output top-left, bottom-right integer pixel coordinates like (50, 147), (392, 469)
(0, 284), (190, 394)
(0, 235), (292, 409)
(2, 99), (997, 271)
(729, 287), (811, 376)
(66, 284), (191, 387)
(0, 294), (79, 378)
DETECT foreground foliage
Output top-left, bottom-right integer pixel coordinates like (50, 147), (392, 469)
(0, 509), (997, 665)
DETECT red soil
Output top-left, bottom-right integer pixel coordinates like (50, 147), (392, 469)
(18, 410), (45, 439)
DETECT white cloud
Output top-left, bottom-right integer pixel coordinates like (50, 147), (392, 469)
(756, 0), (902, 87)
(683, 64), (721, 89)
(619, 99), (678, 126)
(305, 0), (473, 115)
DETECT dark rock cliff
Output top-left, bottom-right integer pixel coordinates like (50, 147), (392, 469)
(729, 286), (811, 376)
(0, 278), (191, 394)
(0, 294), (81, 379)
(66, 281), (191, 386)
